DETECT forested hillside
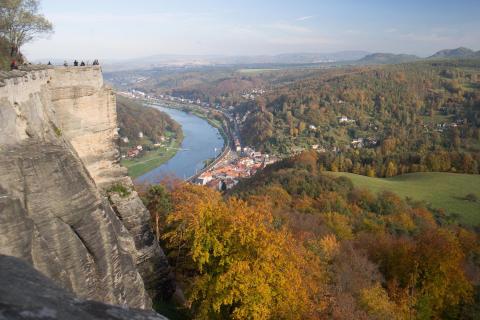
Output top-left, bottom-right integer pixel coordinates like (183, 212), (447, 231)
(144, 151), (480, 319)
(114, 59), (480, 179)
(238, 59), (480, 177)
(117, 95), (182, 148)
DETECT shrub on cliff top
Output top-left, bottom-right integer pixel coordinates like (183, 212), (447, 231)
(107, 184), (131, 198)
(0, 37), (10, 70)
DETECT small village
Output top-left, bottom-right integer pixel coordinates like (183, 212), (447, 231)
(194, 146), (279, 191)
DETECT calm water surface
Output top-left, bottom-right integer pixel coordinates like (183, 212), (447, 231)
(135, 104), (224, 184)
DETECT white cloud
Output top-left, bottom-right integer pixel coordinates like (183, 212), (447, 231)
(268, 35), (336, 46)
(344, 29), (362, 35)
(296, 15), (315, 21)
(266, 23), (311, 34)
(385, 28), (398, 33)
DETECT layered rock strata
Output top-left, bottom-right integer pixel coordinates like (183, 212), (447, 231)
(0, 66), (173, 309)
(0, 254), (168, 320)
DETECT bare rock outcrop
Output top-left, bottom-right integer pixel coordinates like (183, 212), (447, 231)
(0, 254), (168, 320)
(0, 66), (173, 309)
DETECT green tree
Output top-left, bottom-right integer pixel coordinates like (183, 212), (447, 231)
(145, 184), (172, 239)
(385, 161), (398, 177)
(0, 0), (53, 53)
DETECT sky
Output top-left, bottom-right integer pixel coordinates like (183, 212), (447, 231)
(24, 0), (480, 60)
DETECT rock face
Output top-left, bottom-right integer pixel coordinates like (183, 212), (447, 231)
(0, 254), (168, 320)
(49, 67), (126, 188)
(0, 66), (173, 309)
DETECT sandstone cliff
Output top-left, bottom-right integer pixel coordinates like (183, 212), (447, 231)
(0, 254), (168, 320)
(0, 66), (173, 309)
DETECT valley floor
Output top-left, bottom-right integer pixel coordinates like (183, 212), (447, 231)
(328, 171), (480, 226)
(121, 138), (181, 178)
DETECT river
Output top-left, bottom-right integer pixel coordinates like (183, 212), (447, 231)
(135, 104), (224, 184)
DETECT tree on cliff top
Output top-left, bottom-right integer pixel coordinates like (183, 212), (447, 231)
(0, 0), (52, 54)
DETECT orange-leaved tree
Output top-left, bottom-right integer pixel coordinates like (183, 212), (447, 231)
(163, 183), (324, 320)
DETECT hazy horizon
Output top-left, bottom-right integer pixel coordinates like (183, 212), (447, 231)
(24, 0), (480, 61)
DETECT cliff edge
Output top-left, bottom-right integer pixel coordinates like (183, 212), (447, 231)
(0, 66), (173, 309)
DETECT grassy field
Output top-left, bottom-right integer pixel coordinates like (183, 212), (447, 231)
(121, 139), (180, 178)
(328, 172), (480, 226)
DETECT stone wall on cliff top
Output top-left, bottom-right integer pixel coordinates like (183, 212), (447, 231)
(0, 66), (174, 309)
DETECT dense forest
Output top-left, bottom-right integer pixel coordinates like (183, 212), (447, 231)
(117, 95), (183, 149)
(237, 59), (480, 177)
(142, 151), (480, 319)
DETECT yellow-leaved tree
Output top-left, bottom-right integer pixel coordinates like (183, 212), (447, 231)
(163, 184), (323, 320)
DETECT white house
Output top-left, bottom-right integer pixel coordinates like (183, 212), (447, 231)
(196, 173), (213, 185)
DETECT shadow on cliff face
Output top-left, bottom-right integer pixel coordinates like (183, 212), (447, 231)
(0, 254), (169, 320)
(0, 66), (178, 313)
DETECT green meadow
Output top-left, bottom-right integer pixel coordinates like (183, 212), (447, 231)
(121, 139), (180, 179)
(329, 172), (480, 226)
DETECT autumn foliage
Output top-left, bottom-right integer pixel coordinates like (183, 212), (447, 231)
(145, 155), (480, 319)
(160, 184), (323, 319)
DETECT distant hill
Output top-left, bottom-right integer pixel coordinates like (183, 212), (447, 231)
(357, 52), (420, 65)
(259, 51), (370, 64)
(429, 47), (480, 59)
(354, 47), (480, 65)
(102, 47), (480, 72)
(103, 51), (370, 71)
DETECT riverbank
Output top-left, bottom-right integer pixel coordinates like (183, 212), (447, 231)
(117, 96), (184, 179)
(121, 137), (183, 178)
(145, 100), (234, 182)
(134, 104), (225, 184)
(147, 99), (230, 146)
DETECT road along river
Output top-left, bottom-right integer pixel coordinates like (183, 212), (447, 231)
(135, 104), (224, 184)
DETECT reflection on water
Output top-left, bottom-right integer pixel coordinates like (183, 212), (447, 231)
(135, 104), (224, 184)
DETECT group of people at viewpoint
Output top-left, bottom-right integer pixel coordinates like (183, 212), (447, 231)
(10, 58), (101, 70)
(9, 44), (100, 70)
(8, 42), (102, 70)
(62, 59), (100, 67)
